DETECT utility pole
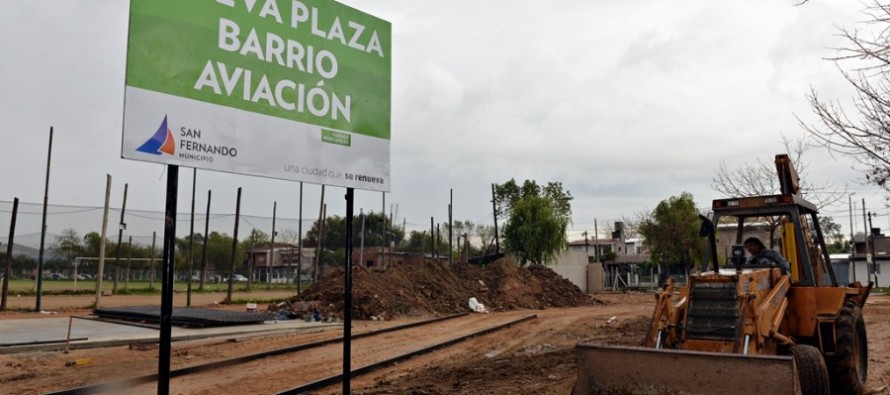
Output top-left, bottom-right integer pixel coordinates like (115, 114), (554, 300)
(297, 182), (303, 295)
(862, 199), (872, 286)
(187, 168), (196, 306)
(314, 186), (326, 282)
(2, 198), (19, 311)
(382, 193), (386, 268)
(269, 201), (277, 290)
(868, 211), (878, 288)
(199, 190), (211, 290)
(594, 219), (600, 262)
(35, 127), (53, 312)
(359, 209), (365, 267)
(491, 184), (499, 254)
(226, 187), (242, 304)
(849, 193), (856, 283)
(583, 231), (589, 253)
(449, 189), (453, 265)
(463, 233), (469, 263)
(113, 183), (128, 294)
(124, 236), (132, 291)
(94, 175), (111, 309)
(149, 232), (157, 290)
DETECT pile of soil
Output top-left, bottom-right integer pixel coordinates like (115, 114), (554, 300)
(291, 257), (599, 319)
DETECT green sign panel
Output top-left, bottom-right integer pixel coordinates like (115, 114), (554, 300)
(123, 0), (392, 191)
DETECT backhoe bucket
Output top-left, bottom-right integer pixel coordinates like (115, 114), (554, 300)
(573, 344), (799, 395)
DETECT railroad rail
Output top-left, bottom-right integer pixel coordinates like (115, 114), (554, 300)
(46, 313), (536, 394)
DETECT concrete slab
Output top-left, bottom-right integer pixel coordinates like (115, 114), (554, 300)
(0, 316), (340, 354)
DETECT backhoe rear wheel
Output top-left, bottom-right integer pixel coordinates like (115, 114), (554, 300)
(826, 299), (868, 395)
(791, 344), (830, 395)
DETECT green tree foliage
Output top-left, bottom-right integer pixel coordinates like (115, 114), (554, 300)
(302, 211), (404, 267)
(82, 232), (108, 257)
(304, 211), (403, 250)
(502, 195), (570, 267)
(0, 253), (36, 278)
(495, 179), (573, 267)
(494, 179), (573, 221)
(819, 215), (846, 253)
(52, 228), (84, 265)
(399, 230), (428, 253)
(439, 220), (490, 258)
(203, 231), (243, 275)
(243, 229), (270, 249)
(638, 192), (703, 274)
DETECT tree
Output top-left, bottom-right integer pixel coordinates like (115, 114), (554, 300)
(82, 232), (108, 258)
(638, 192), (703, 282)
(244, 229), (270, 249)
(203, 231), (242, 280)
(494, 179), (573, 221)
(820, 215), (846, 253)
(398, 231), (425, 253)
(51, 228), (84, 269)
(799, 2), (890, 201)
(303, 211), (404, 269)
(502, 195), (570, 267)
(494, 179), (573, 266)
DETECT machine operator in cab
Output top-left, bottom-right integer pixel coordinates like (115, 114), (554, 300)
(743, 236), (790, 273)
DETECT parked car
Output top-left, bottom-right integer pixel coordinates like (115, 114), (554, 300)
(49, 273), (68, 280)
(225, 274), (248, 282)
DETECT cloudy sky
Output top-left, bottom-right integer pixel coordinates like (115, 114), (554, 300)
(1, 0), (888, 247)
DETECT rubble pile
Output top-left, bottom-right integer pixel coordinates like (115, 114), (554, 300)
(286, 257), (597, 320)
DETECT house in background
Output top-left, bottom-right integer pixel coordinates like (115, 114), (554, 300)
(567, 222), (654, 289)
(833, 228), (890, 286)
(246, 244), (316, 283)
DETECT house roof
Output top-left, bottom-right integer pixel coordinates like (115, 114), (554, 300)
(611, 254), (651, 265)
(568, 239), (615, 247)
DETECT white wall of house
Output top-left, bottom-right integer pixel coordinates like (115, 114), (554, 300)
(850, 261), (890, 287)
(549, 250), (590, 292)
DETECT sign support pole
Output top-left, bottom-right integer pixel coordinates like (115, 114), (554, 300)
(158, 164), (178, 395)
(343, 187), (354, 394)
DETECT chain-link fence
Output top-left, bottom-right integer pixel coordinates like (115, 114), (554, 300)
(0, 200), (319, 281)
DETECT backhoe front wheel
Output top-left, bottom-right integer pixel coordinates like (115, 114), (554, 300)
(791, 344), (830, 395)
(826, 300), (868, 395)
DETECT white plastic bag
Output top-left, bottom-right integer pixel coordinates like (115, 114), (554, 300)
(468, 297), (489, 313)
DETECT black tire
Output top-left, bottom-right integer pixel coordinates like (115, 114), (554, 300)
(826, 300), (868, 395)
(791, 344), (830, 395)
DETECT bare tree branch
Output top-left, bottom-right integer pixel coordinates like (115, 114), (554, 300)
(710, 136), (847, 209)
(801, 0), (890, 205)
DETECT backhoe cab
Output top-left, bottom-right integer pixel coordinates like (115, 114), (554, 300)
(574, 154), (871, 395)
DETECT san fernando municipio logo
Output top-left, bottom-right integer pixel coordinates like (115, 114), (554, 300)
(136, 115), (175, 156)
(135, 115), (237, 163)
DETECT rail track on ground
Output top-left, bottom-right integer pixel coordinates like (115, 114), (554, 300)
(46, 312), (537, 395)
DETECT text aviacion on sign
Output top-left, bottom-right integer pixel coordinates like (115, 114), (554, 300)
(194, 0), (387, 124)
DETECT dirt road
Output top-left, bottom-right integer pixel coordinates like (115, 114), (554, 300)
(2, 292), (890, 394)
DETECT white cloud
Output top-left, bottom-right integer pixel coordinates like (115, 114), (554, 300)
(0, 0), (885, 246)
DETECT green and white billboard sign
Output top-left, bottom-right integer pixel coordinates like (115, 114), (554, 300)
(122, 0), (391, 191)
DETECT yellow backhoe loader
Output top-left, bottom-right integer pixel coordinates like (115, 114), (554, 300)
(574, 154), (871, 395)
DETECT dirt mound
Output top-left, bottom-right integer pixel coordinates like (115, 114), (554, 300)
(293, 257), (597, 319)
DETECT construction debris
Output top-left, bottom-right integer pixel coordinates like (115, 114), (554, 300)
(287, 257), (597, 320)
(65, 358), (92, 367)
